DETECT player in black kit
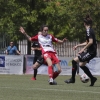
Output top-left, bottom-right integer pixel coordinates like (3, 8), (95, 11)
(64, 14), (97, 86)
(31, 33), (44, 80)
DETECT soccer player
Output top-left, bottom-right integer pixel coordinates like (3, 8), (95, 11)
(64, 14), (97, 86)
(31, 32), (43, 80)
(31, 32), (59, 81)
(19, 25), (67, 85)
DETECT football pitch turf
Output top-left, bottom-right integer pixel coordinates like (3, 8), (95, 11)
(0, 74), (100, 100)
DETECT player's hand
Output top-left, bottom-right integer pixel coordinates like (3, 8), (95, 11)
(31, 47), (34, 51)
(63, 38), (67, 42)
(73, 45), (78, 50)
(19, 27), (26, 34)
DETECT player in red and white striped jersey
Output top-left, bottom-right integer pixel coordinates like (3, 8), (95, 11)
(19, 25), (67, 85)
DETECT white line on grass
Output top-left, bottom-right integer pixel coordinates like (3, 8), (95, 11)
(1, 86), (100, 94)
(31, 88), (100, 94)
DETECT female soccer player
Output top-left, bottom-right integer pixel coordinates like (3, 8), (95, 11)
(19, 25), (67, 85)
(64, 15), (97, 86)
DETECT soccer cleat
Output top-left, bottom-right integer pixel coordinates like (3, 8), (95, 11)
(49, 78), (53, 85)
(64, 78), (75, 84)
(48, 78), (57, 85)
(90, 77), (97, 86)
(52, 80), (57, 85)
(31, 77), (36, 81)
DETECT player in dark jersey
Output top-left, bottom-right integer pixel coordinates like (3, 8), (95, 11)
(31, 32), (44, 80)
(64, 14), (97, 86)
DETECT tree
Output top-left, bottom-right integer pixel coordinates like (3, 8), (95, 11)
(0, 0), (100, 42)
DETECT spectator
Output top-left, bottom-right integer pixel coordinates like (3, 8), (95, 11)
(6, 41), (20, 55)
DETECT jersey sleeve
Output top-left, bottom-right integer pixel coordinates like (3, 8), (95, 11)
(31, 35), (38, 41)
(89, 32), (93, 39)
(51, 34), (58, 42)
(88, 29), (94, 39)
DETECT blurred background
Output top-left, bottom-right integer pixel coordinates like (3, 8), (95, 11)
(0, 0), (100, 56)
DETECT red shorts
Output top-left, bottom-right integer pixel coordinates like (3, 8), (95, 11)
(43, 51), (60, 64)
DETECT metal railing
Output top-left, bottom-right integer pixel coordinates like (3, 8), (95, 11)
(0, 39), (100, 57)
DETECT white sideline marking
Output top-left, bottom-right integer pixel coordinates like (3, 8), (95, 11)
(1, 87), (100, 94)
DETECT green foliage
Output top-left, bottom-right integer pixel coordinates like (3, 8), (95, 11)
(0, 0), (100, 41)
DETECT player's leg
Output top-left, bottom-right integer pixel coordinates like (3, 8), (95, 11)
(31, 57), (38, 80)
(64, 57), (79, 83)
(44, 53), (54, 85)
(32, 56), (44, 80)
(52, 53), (61, 80)
(33, 56), (44, 69)
(79, 55), (97, 86)
(49, 53), (61, 85)
(65, 51), (97, 86)
(33, 62), (41, 69)
(46, 58), (54, 85)
(53, 63), (61, 79)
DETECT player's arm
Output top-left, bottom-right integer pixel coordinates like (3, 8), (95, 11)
(76, 41), (87, 47)
(79, 31), (94, 53)
(82, 32), (94, 50)
(78, 32), (93, 52)
(78, 39), (93, 54)
(31, 47), (41, 51)
(82, 39), (93, 51)
(73, 41), (87, 50)
(57, 38), (67, 44)
(19, 27), (32, 42)
(51, 34), (67, 43)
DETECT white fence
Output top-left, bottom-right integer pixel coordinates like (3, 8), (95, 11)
(18, 40), (100, 57)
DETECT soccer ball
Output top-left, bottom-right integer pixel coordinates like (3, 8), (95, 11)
(80, 73), (89, 83)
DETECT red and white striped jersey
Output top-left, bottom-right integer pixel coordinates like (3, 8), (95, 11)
(31, 34), (58, 54)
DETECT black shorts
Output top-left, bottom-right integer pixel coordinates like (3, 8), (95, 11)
(33, 56), (44, 65)
(78, 51), (96, 63)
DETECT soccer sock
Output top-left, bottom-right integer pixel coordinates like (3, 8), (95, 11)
(48, 66), (53, 78)
(71, 60), (77, 79)
(53, 71), (60, 79)
(34, 69), (37, 78)
(80, 66), (94, 79)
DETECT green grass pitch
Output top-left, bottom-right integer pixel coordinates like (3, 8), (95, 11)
(0, 74), (100, 100)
